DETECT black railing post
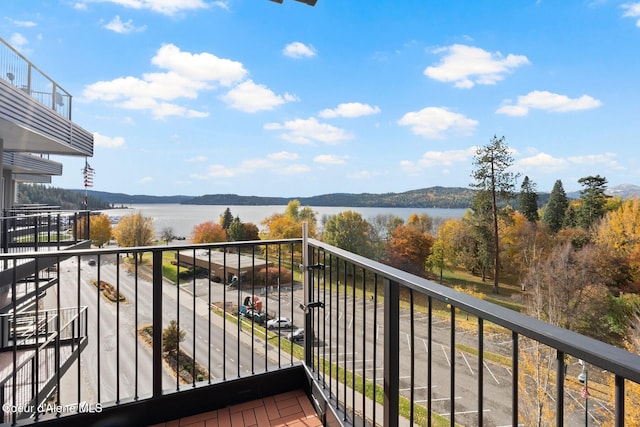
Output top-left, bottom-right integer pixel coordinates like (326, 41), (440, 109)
(2, 217), (8, 260)
(302, 223), (313, 366)
(34, 215), (39, 251)
(512, 332), (519, 427)
(556, 350), (565, 427)
(85, 211), (90, 241)
(615, 375), (624, 427)
(152, 249), (163, 399)
(384, 278), (399, 427)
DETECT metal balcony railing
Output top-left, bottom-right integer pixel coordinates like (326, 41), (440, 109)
(0, 227), (638, 426)
(0, 307), (88, 424)
(0, 37), (72, 120)
(1, 210), (91, 254)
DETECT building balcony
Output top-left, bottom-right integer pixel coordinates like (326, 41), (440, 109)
(0, 231), (638, 426)
(0, 37), (93, 158)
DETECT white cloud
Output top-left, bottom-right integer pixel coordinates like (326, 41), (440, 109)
(222, 80), (297, 112)
(314, 154), (348, 165)
(138, 176), (153, 183)
(515, 151), (623, 176)
(277, 164), (311, 175)
(213, 1), (230, 10)
(398, 107), (478, 139)
(268, 151), (298, 160)
(10, 19), (37, 27)
(191, 152), (309, 180)
(116, 97), (209, 119)
(186, 155), (207, 162)
(401, 148), (477, 175)
(75, 0), (209, 16)
(191, 164), (237, 179)
(347, 170), (380, 179)
(151, 43), (247, 87)
(283, 42), (317, 58)
(622, 3), (640, 27)
(264, 117), (353, 144)
(516, 152), (569, 173)
(83, 44), (246, 118)
(9, 33), (28, 48)
(424, 44), (529, 88)
(104, 15), (147, 34)
(496, 90), (602, 116)
(318, 102), (381, 118)
(568, 153), (622, 169)
(93, 132), (125, 148)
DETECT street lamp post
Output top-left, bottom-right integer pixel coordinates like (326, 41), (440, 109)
(578, 360), (590, 426)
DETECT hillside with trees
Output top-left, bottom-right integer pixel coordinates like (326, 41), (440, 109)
(18, 183), (111, 210)
(182, 186), (516, 208)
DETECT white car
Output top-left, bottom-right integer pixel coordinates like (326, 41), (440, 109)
(267, 317), (292, 329)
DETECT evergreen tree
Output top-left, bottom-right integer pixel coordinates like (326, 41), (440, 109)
(563, 204), (577, 229)
(227, 217), (245, 242)
(219, 207), (234, 230)
(576, 175), (608, 230)
(542, 180), (569, 233)
(470, 135), (519, 293)
(468, 190), (495, 282)
(518, 176), (539, 222)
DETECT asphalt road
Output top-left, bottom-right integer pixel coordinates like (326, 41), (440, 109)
(48, 256), (280, 406)
(47, 255), (603, 425)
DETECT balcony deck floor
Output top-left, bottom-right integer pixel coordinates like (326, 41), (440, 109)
(148, 389), (322, 427)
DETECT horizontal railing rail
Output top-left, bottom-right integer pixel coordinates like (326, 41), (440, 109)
(0, 37), (72, 119)
(0, 233), (637, 426)
(0, 239), (305, 425)
(303, 236), (640, 427)
(0, 211), (91, 255)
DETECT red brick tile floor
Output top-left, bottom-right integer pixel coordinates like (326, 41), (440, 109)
(148, 389), (323, 427)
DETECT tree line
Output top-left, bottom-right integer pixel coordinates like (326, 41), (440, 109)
(83, 140), (640, 425)
(17, 183), (111, 210)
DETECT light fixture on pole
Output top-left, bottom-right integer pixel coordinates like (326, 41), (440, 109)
(578, 359), (589, 426)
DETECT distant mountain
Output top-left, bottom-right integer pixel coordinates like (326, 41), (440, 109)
(64, 184), (638, 210)
(71, 190), (193, 205)
(184, 187), (478, 209)
(18, 184), (111, 210)
(607, 184), (640, 199)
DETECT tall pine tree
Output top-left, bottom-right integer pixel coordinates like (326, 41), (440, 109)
(576, 175), (608, 230)
(542, 180), (568, 233)
(518, 176), (539, 222)
(471, 135), (519, 294)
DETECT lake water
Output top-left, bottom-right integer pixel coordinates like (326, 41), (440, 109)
(100, 204), (468, 239)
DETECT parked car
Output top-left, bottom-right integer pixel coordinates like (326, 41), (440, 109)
(287, 328), (304, 342)
(88, 259), (96, 266)
(266, 317), (292, 329)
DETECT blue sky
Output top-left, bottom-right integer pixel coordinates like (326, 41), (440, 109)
(2, 0), (639, 197)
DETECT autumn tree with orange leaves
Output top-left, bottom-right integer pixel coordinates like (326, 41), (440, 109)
(191, 221), (227, 244)
(385, 224), (433, 277)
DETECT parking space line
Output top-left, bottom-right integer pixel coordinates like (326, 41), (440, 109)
(439, 409), (490, 416)
(428, 396), (462, 403)
(440, 344), (451, 367)
(399, 386), (431, 391)
(460, 351), (474, 375)
(484, 361), (501, 384)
